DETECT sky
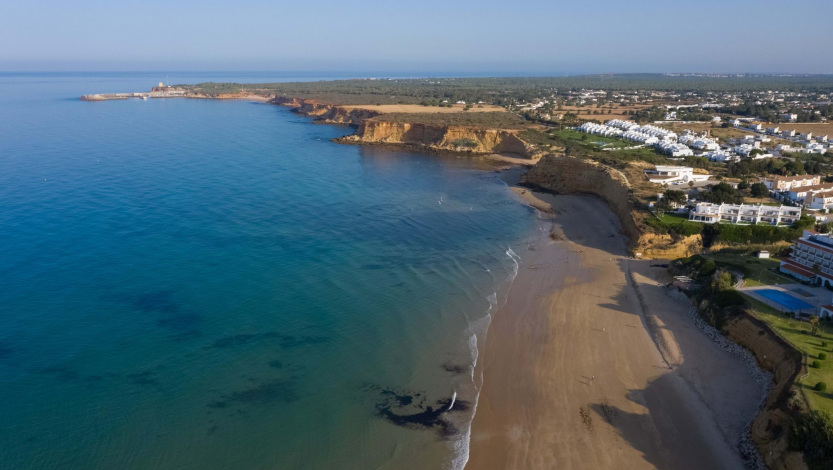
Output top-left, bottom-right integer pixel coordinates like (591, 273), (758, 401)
(1, 0), (831, 74)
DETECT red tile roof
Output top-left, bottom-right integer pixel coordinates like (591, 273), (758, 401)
(797, 238), (833, 256)
(780, 260), (815, 278)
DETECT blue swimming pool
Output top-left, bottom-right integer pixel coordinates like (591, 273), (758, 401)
(756, 289), (814, 311)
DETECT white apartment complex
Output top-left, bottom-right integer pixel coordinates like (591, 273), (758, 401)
(644, 165), (710, 184)
(688, 202), (801, 225)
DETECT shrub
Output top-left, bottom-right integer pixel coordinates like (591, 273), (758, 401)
(817, 382), (828, 392)
(821, 353), (828, 360)
(812, 360), (822, 369)
(698, 260), (718, 278)
(789, 410), (833, 469)
(823, 341), (829, 347)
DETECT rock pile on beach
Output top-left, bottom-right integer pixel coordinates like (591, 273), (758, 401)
(682, 300), (773, 470)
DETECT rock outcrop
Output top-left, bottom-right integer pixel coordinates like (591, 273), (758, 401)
(523, 155), (701, 257)
(339, 120), (537, 157)
(270, 97), (381, 125)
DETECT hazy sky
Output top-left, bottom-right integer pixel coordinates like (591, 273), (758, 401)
(2, 0), (831, 74)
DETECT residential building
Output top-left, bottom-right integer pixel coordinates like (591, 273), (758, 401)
(764, 174), (820, 191)
(809, 191), (833, 211)
(704, 150), (739, 162)
(780, 231), (833, 286)
(688, 202), (801, 225)
(785, 183), (833, 204)
(780, 113), (798, 122)
(644, 165), (710, 184)
(656, 141), (693, 157)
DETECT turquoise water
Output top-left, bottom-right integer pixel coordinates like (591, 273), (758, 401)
(0, 73), (535, 469)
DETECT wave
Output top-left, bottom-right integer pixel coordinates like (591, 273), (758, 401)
(449, 244), (523, 470)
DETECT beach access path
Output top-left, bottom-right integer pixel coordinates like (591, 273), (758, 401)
(466, 191), (762, 470)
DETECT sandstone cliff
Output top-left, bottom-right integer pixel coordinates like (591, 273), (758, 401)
(523, 155), (702, 258)
(270, 96), (381, 125)
(339, 120), (537, 157)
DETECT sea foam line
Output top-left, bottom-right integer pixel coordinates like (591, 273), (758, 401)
(450, 246), (521, 470)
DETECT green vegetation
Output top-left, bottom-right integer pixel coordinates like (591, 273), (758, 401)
(745, 300), (833, 415)
(450, 138), (478, 149)
(789, 409), (833, 470)
(708, 252), (793, 287)
(183, 75), (833, 107)
(676, 251), (833, 469)
(645, 212), (703, 237)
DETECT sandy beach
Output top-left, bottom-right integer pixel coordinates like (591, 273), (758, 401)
(466, 190), (762, 470)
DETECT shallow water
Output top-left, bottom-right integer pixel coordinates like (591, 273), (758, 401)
(0, 73), (535, 469)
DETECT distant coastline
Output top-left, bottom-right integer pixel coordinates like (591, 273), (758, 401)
(79, 80), (812, 469)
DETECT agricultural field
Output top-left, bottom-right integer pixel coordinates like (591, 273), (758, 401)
(775, 122), (833, 136)
(556, 103), (653, 121)
(369, 112), (525, 128)
(342, 103), (505, 113)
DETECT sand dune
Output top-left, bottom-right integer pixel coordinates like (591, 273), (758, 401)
(466, 193), (761, 470)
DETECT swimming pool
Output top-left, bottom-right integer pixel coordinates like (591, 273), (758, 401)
(756, 289), (814, 311)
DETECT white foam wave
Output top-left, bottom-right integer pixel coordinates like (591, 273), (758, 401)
(450, 247), (522, 470)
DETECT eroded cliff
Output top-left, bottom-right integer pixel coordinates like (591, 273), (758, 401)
(271, 97), (381, 125)
(723, 313), (808, 470)
(339, 120), (537, 157)
(523, 155), (702, 258)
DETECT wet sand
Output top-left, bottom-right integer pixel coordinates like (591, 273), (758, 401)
(466, 191), (761, 470)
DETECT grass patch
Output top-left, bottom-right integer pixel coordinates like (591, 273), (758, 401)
(744, 296), (833, 415)
(709, 252), (793, 286)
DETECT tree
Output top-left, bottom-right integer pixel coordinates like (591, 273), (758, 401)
(811, 315), (820, 336)
(688, 181), (695, 189)
(665, 189), (687, 206)
(751, 182), (769, 199)
(738, 179), (750, 190)
(787, 160), (806, 175)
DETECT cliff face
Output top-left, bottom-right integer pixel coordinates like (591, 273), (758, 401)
(270, 97), (380, 125)
(523, 155), (701, 257)
(340, 120), (537, 157)
(723, 313), (808, 470)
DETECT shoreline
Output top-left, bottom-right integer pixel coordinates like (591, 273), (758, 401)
(75, 91), (776, 467)
(465, 188), (765, 469)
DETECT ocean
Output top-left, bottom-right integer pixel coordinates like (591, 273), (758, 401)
(0, 72), (535, 469)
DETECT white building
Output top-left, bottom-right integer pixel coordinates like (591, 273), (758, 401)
(656, 141), (694, 157)
(688, 202), (801, 225)
(704, 150), (739, 162)
(678, 133), (720, 150)
(809, 191), (833, 211)
(785, 183), (833, 204)
(577, 122), (623, 137)
(780, 231), (833, 286)
(645, 166), (710, 184)
(781, 113), (798, 122)
(764, 174), (821, 191)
